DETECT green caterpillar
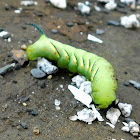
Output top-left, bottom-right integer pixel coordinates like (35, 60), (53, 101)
(26, 24), (117, 109)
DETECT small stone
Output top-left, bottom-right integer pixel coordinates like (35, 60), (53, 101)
(2, 104), (8, 112)
(102, 8), (110, 14)
(45, 0), (50, 3)
(17, 125), (22, 130)
(118, 103), (132, 117)
(96, 29), (104, 35)
(22, 25), (27, 30)
(23, 97), (30, 102)
(123, 82), (130, 86)
(37, 12), (43, 17)
(20, 1), (38, 6)
(20, 122), (28, 129)
(124, 71), (128, 74)
(33, 127), (40, 135)
(31, 68), (46, 78)
(3, 34), (11, 39)
(5, 5), (11, 11)
(118, 3), (126, 8)
(0, 27), (4, 32)
(28, 109), (38, 116)
(106, 108), (121, 125)
(107, 20), (120, 26)
(23, 103), (27, 106)
(11, 49), (27, 65)
(55, 106), (60, 110)
(129, 80), (140, 90)
(116, 8), (127, 14)
(50, 0), (67, 9)
(0, 63), (15, 75)
(130, 4), (136, 11)
(38, 80), (46, 88)
(28, 40), (32, 44)
(0, 75), (3, 79)
(14, 9), (22, 14)
(55, 99), (61, 106)
(47, 75), (52, 79)
(15, 63), (22, 70)
(12, 80), (17, 84)
(137, 6), (140, 10)
(51, 29), (58, 34)
(21, 44), (27, 50)
(71, 100), (78, 108)
(67, 22), (74, 27)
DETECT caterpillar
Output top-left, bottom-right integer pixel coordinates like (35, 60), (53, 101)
(26, 23), (118, 109)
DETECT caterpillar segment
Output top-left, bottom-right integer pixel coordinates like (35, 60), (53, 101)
(26, 24), (118, 108)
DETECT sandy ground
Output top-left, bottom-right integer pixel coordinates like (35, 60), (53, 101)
(0, 0), (140, 140)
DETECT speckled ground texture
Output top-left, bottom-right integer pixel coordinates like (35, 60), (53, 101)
(0, 0), (140, 140)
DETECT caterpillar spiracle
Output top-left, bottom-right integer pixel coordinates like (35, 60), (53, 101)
(26, 24), (118, 109)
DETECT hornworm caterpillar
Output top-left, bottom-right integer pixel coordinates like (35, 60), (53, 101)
(26, 24), (118, 108)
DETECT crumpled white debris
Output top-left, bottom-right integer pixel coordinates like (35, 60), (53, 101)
(69, 108), (96, 124)
(90, 104), (104, 121)
(118, 103), (132, 117)
(120, 0), (135, 5)
(106, 107), (121, 125)
(120, 14), (140, 28)
(72, 75), (86, 88)
(79, 81), (92, 95)
(68, 85), (92, 108)
(37, 58), (58, 74)
(105, 0), (117, 10)
(78, 2), (90, 15)
(50, 0), (67, 9)
(69, 105), (104, 124)
(87, 34), (103, 44)
(122, 119), (140, 137)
